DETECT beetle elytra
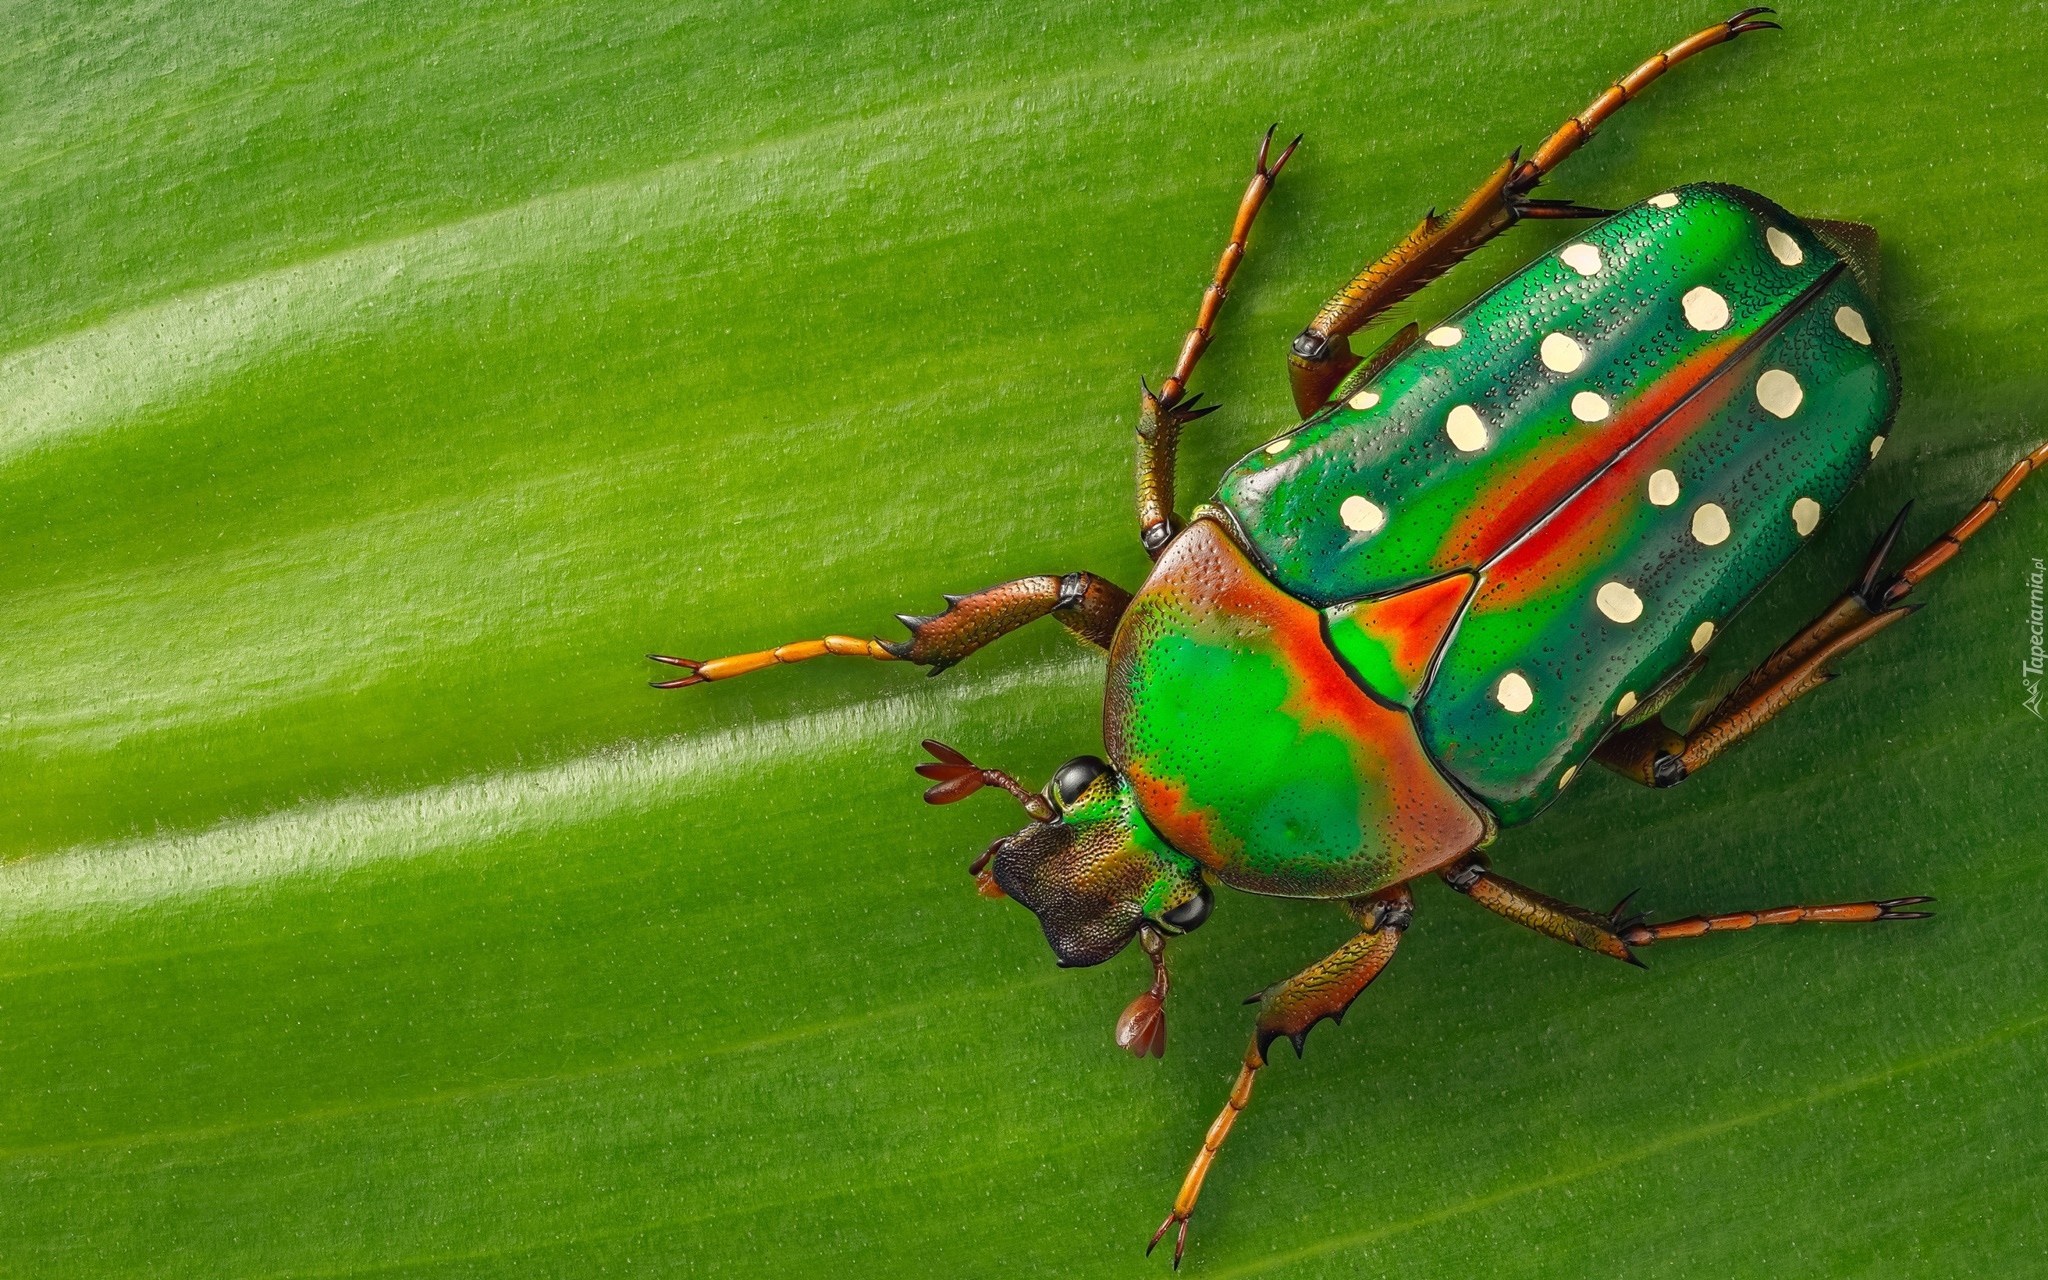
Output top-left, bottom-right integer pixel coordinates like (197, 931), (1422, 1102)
(652, 9), (2048, 1265)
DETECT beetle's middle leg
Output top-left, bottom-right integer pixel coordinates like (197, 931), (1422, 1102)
(1597, 438), (2048, 786)
(1135, 125), (1298, 557)
(650, 571), (1130, 686)
(1149, 886), (1410, 1269)
(1287, 7), (1782, 414)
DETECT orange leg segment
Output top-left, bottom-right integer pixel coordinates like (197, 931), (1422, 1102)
(1148, 888), (1410, 1269)
(649, 635), (896, 686)
(651, 571), (1130, 687)
(1138, 126), (1298, 555)
(1287, 8), (1780, 415)
(1887, 438), (2048, 601)
(1519, 8), (1780, 184)
(1621, 897), (1933, 946)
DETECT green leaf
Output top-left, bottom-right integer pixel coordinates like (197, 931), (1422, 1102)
(4, 2), (2045, 1273)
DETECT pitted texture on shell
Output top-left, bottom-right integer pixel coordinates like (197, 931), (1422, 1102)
(1215, 185), (1870, 606)
(1213, 185), (1898, 826)
(1323, 572), (1474, 709)
(1422, 237), (1894, 819)
(1104, 520), (1485, 897)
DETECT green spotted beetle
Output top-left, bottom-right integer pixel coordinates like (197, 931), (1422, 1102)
(651, 9), (2048, 1265)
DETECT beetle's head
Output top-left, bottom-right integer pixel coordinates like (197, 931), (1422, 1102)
(918, 741), (1211, 967)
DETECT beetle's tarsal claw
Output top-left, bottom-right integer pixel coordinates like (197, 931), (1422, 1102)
(647, 655), (705, 688)
(1267, 131), (1301, 178)
(1877, 896), (1935, 920)
(1146, 1214), (1189, 1266)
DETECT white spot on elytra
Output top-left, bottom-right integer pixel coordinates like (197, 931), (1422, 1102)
(1347, 388), (1381, 411)
(1446, 404), (1489, 452)
(1264, 437), (1291, 455)
(1571, 391), (1610, 422)
(1560, 243), (1604, 276)
(1766, 226), (1804, 266)
(1339, 494), (1386, 534)
(1540, 332), (1585, 372)
(1615, 690), (1639, 718)
(1870, 435), (1886, 458)
(1682, 286), (1730, 331)
(1691, 502), (1731, 546)
(1426, 325), (1463, 347)
(1495, 671), (1534, 713)
(1597, 581), (1644, 624)
(1757, 368), (1803, 418)
(1647, 469), (1681, 506)
(1648, 192), (1680, 209)
(1792, 496), (1823, 536)
(1835, 306), (1872, 345)
(1691, 620), (1716, 652)
(1558, 764), (1578, 788)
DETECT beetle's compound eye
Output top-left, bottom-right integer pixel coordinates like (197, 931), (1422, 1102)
(1052, 755), (1111, 807)
(1159, 884), (1213, 934)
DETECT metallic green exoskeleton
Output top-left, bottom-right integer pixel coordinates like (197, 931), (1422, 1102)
(652, 11), (2048, 1267)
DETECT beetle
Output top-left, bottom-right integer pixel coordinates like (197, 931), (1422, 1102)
(650, 10), (2048, 1266)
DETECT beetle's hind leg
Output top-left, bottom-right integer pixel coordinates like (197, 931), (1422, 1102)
(1135, 126), (1298, 557)
(650, 571), (1130, 687)
(1149, 887), (1410, 1269)
(1597, 439), (2048, 786)
(1438, 854), (1931, 963)
(1618, 897), (1933, 948)
(1439, 854), (1640, 964)
(1287, 8), (1781, 415)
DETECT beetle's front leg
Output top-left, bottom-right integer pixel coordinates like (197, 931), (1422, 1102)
(1136, 126), (1298, 556)
(1148, 886), (1411, 1269)
(650, 571), (1130, 687)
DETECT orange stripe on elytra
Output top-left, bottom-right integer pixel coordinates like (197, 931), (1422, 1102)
(1478, 354), (1749, 609)
(1438, 331), (1746, 570)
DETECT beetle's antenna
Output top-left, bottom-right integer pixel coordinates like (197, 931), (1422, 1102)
(916, 739), (1056, 821)
(1115, 925), (1171, 1058)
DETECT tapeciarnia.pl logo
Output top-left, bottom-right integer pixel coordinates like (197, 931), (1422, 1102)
(2027, 557), (2045, 718)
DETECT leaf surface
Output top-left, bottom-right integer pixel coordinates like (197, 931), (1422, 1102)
(4, 2), (2046, 1274)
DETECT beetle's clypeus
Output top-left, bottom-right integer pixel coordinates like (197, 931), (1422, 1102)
(651, 9), (2048, 1266)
